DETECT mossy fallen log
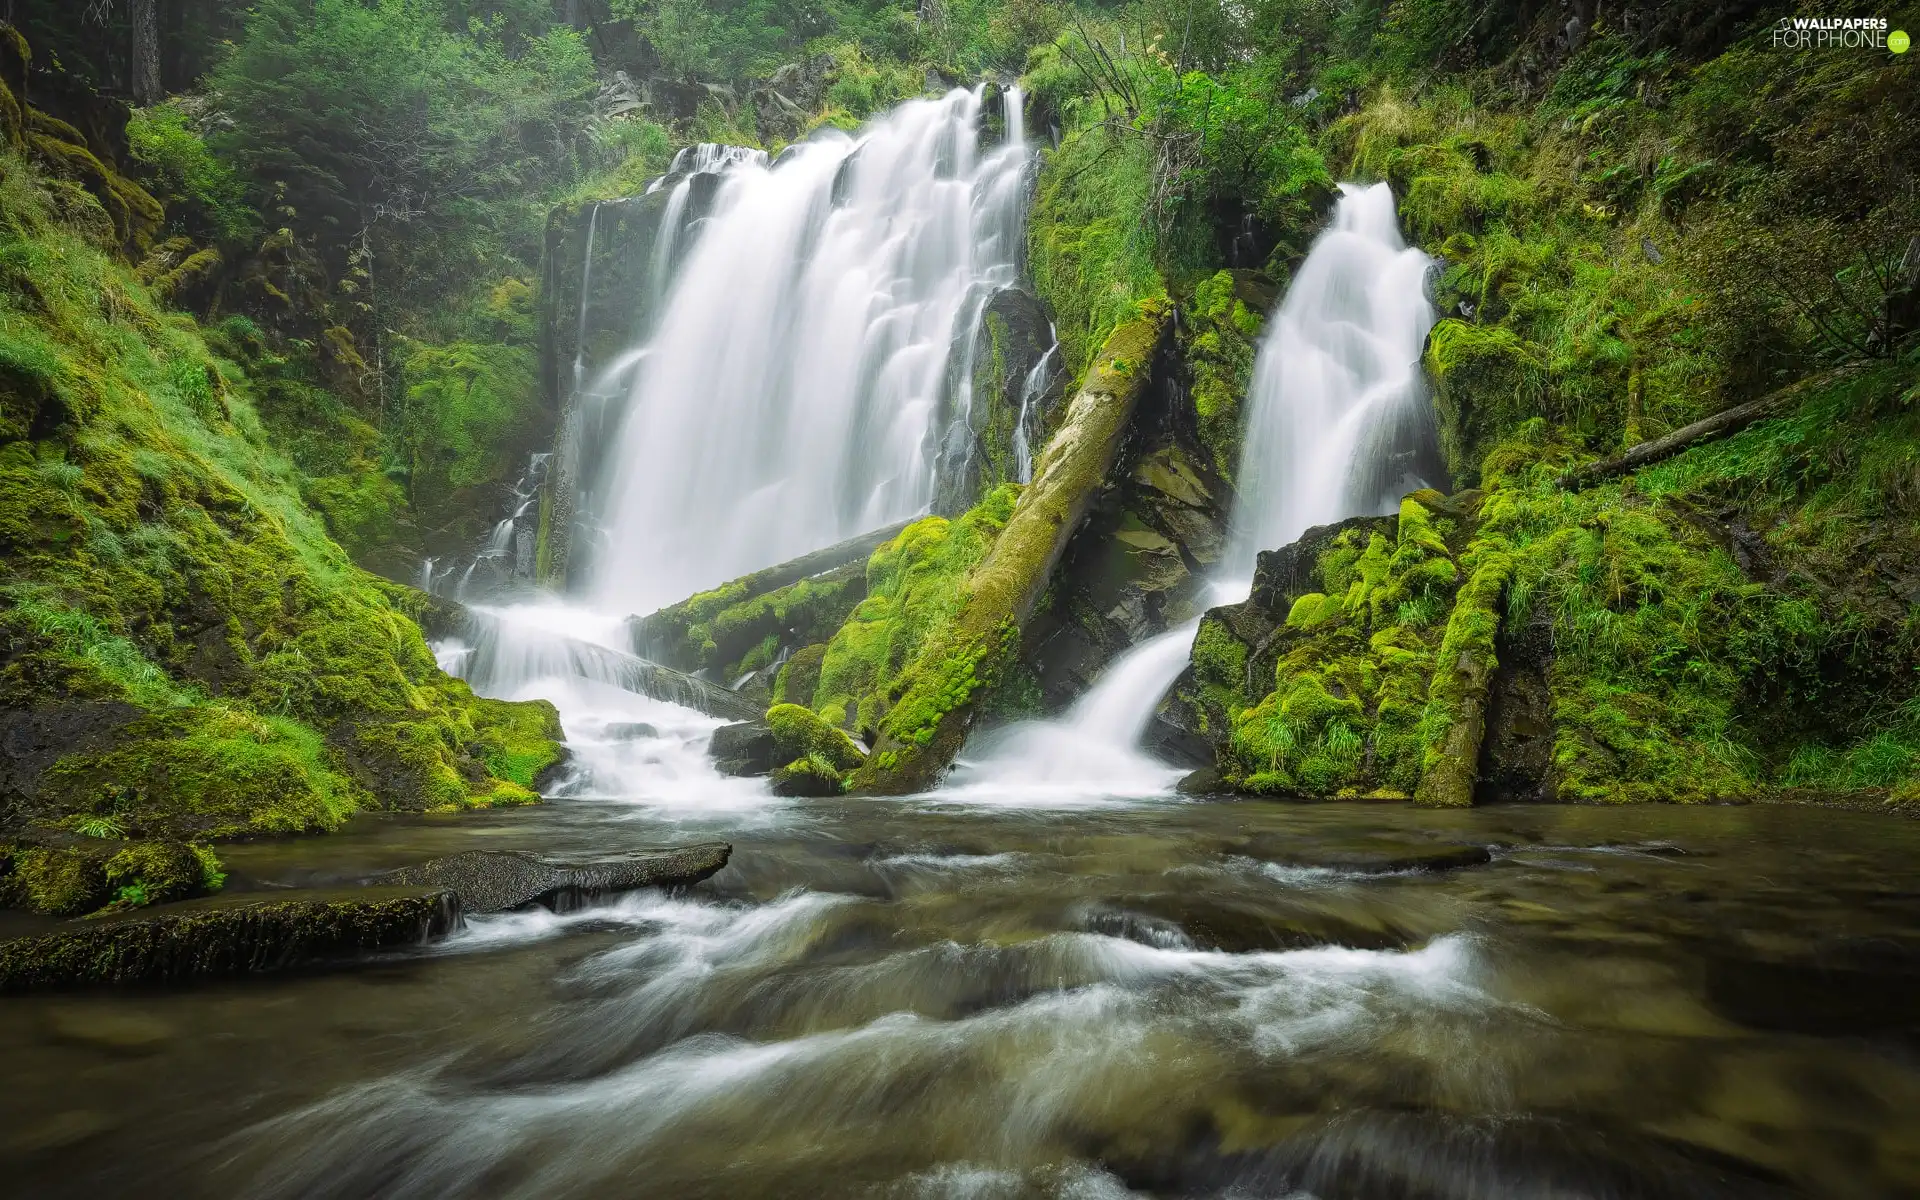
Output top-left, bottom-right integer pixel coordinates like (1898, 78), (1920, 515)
(0, 887), (460, 992)
(1558, 367), (1860, 491)
(849, 299), (1173, 794)
(627, 519), (911, 680)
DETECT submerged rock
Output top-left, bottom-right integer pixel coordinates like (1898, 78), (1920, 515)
(0, 887), (459, 992)
(376, 844), (731, 913)
(604, 721), (660, 740)
(1163, 1109), (1795, 1200)
(1241, 836), (1492, 874)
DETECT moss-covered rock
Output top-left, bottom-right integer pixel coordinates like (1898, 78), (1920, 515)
(0, 837), (222, 916)
(765, 703), (866, 772)
(0, 886), (460, 991)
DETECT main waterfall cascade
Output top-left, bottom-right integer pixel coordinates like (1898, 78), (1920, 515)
(578, 87), (1034, 615)
(1227, 181), (1446, 569)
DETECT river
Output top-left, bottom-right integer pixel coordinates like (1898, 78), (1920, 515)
(4, 737), (1919, 1197)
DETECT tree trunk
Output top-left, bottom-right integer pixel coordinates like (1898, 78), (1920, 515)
(130, 0), (161, 104)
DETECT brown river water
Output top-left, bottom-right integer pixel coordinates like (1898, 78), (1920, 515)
(2, 785), (1918, 1199)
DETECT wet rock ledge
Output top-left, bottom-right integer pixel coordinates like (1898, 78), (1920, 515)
(0, 887), (458, 992)
(377, 843), (732, 913)
(0, 843), (732, 992)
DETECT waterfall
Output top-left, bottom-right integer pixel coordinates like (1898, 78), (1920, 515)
(1011, 335), (1056, 484)
(941, 184), (1441, 791)
(1227, 182), (1444, 572)
(586, 87), (1032, 615)
(942, 619), (1199, 804)
(571, 202), (600, 398)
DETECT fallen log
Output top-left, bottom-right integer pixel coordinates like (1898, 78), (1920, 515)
(1559, 366), (1860, 491)
(850, 300), (1174, 794)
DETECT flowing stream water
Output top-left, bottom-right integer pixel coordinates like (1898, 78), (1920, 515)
(5, 114), (1919, 1200)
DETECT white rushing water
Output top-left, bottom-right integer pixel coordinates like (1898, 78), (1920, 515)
(941, 619), (1202, 805)
(587, 87), (1032, 614)
(1227, 181), (1442, 570)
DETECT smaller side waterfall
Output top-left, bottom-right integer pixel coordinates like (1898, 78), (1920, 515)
(1227, 182), (1444, 571)
(941, 619), (1199, 804)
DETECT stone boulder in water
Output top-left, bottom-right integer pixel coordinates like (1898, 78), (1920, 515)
(377, 844), (731, 913)
(711, 721), (777, 777)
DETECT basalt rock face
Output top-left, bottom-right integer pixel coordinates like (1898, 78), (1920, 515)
(536, 188), (674, 586)
(377, 843), (731, 913)
(0, 887), (460, 991)
(711, 722), (777, 777)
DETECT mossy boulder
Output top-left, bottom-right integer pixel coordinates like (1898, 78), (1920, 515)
(0, 837), (222, 916)
(766, 703), (865, 771)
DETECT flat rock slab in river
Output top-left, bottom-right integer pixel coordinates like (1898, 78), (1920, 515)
(376, 844), (731, 913)
(0, 886), (459, 992)
(1244, 837), (1493, 874)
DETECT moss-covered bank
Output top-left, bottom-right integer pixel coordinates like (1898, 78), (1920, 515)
(0, 46), (564, 873)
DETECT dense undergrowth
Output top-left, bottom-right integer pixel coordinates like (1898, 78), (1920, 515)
(0, 66), (562, 899)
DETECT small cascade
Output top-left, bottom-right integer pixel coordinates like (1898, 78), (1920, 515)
(586, 86), (1034, 615)
(571, 203), (601, 398)
(942, 619), (1200, 804)
(943, 186), (1440, 789)
(668, 143), (770, 175)
(1011, 334), (1056, 484)
(417, 452), (549, 599)
(1227, 181), (1444, 571)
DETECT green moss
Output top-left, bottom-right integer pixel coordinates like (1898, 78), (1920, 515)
(765, 703), (866, 772)
(0, 837), (220, 916)
(1224, 497), (1471, 797)
(772, 642), (827, 707)
(1183, 271), (1263, 484)
(814, 486), (1020, 737)
(0, 844), (110, 916)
